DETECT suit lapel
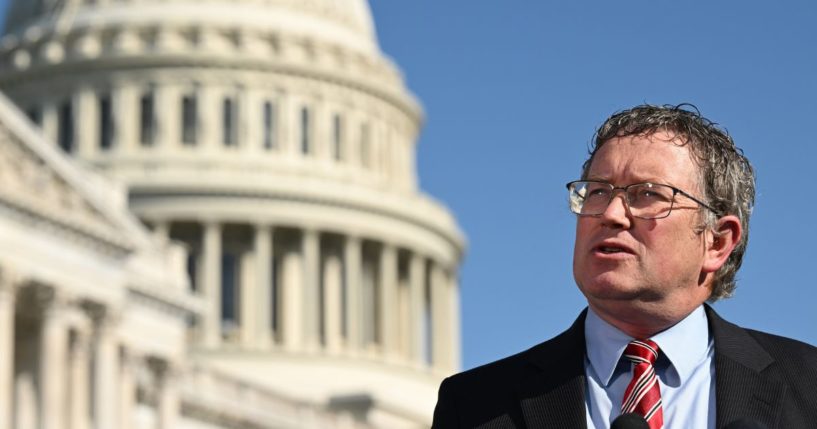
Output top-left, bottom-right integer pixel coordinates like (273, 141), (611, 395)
(518, 311), (588, 429)
(513, 306), (788, 428)
(707, 306), (786, 429)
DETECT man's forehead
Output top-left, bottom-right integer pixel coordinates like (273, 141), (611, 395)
(588, 131), (702, 187)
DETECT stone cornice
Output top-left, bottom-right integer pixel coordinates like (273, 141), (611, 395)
(127, 284), (203, 319)
(5, 0), (376, 45)
(0, 22), (422, 122)
(0, 193), (132, 257)
(179, 362), (372, 429)
(123, 172), (466, 256)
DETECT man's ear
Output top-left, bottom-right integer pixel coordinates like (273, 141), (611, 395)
(702, 215), (742, 273)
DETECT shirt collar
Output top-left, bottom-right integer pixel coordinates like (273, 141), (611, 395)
(585, 305), (710, 386)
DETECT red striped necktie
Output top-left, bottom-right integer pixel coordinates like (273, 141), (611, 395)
(621, 339), (664, 429)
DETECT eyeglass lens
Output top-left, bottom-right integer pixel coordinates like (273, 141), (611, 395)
(569, 181), (675, 219)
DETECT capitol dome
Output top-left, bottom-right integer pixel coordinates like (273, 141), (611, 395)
(0, 0), (464, 427)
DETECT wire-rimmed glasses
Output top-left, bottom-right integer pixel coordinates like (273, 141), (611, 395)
(566, 180), (719, 220)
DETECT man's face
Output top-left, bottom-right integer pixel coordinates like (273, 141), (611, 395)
(572, 131), (713, 323)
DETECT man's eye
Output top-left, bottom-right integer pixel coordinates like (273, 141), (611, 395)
(637, 189), (669, 201)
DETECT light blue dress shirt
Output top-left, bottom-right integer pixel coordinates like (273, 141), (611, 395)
(584, 305), (715, 429)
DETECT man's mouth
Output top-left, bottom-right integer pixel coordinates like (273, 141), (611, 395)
(598, 246), (625, 254)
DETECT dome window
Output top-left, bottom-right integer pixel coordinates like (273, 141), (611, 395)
(139, 90), (156, 147)
(99, 93), (114, 151)
(332, 113), (343, 161)
(182, 95), (198, 146)
(58, 100), (74, 153)
(300, 106), (312, 155)
(262, 101), (276, 150)
(222, 97), (238, 147)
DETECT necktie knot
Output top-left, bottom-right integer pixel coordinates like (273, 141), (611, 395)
(623, 339), (659, 366)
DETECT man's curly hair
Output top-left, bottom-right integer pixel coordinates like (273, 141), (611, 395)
(581, 104), (755, 300)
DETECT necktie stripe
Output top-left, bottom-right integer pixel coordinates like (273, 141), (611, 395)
(622, 370), (653, 412)
(620, 339), (664, 429)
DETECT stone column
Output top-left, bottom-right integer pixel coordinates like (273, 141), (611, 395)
(302, 229), (320, 351)
(281, 246), (302, 351)
(313, 99), (328, 160)
(40, 290), (69, 429)
(41, 102), (59, 144)
(344, 111), (359, 167)
(408, 253), (425, 364)
(384, 126), (394, 182)
(323, 250), (343, 354)
(280, 94), (296, 156)
(255, 225), (273, 348)
(152, 220), (171, 244)
(239, 249), (256, 347)
(430, 262), (450, 371)
(0, 270), (15, 429)
(393, 133), (405, 188)
(69, 325), (91, 429)
(118, 351), (137, 429)
(378, 243), (398, 357)
(92, 309), (119, 429)
(155, 83), (181, 151)
(448, 271), (461, 371)
(397, 270), (410, 359)
(113, 83), (138, 153)
(240, 87), (259, 153)
(372, 121), (384, 177)
(343, 236), (362, 353)
(198, 85), (220, 153)
(154, 360), (179, 429)
(202, 221), (223, 347)
(74, 86), (98, 158)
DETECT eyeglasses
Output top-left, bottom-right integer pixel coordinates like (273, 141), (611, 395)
(565, 180), (719, 220)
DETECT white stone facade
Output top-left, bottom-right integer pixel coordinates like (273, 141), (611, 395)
(0, 0), (464, 428)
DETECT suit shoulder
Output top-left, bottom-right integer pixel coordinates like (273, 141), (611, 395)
(745, 328), (817, 364)
(440, 322), (585, 393)
(441, 344), (539, 391)
(434, 332), (581, 429)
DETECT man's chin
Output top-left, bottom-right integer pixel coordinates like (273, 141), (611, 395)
(577, 276), (645, 300)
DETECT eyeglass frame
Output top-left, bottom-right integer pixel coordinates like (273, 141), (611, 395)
(565, 180), (721, 220)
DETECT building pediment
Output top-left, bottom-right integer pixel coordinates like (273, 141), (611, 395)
(0, 90), (136, 254)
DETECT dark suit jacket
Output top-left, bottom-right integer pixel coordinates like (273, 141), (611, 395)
(432, 306), (817, 429)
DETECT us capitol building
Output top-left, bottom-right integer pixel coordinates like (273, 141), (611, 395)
(0, 0), (465, 427)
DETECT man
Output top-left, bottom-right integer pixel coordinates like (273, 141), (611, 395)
(432, 104), (817, 429)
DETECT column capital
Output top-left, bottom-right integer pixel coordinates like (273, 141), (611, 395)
(147, 356), (181, 381)
(81, 300), (121, 331)
(344, 234), (362, 246)
(201, 219), (223, 231)
(0, 265), (20, 295)
(30, 283), (69, 316)
(253, 223), (273, 235)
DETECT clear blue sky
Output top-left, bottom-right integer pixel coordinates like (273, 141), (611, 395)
(367, 1), (817, 369)
(2, 1), (815, 371)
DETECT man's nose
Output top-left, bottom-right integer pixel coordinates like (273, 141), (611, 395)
(599, 193), (632, 228)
